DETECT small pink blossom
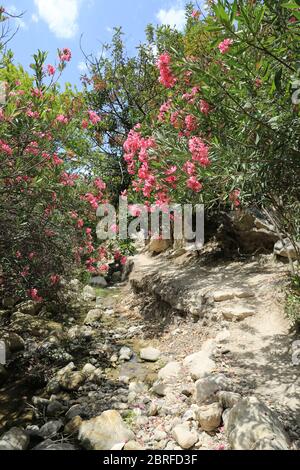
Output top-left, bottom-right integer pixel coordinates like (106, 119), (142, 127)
(47, 64), (56, 76)
(88, 110), (101, 125)
(59, 47), (72, 62)
(187, 176), (202, 192)
(56, 114), (68, 124)
(218, 38), (234, 54)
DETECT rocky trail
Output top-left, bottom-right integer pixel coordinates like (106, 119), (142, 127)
(0, 248), (299, 451)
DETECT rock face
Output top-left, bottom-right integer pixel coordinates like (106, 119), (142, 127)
(0, 428), (30, 450)
(217, 210), (279, 254)
(226, 397), (290, 450)
(274, 239), (300, 260)
(79, 410), (135, 450)
(148, 238), (171, 254)
(140, 346), (160, 362)
(172, 424), (198, 449)
(197, 403), (223, 432)
(222, 306), (255, 321)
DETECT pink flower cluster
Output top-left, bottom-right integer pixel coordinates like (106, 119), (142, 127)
(188, 136), (211, 167)
(0, 139), (13, 156)
(218, 38), (233, 54)
(59, 48), (72, 62)
(47, 64), (56, 76)
(156, 53), (176, 89)
(88, 110), (101, 125)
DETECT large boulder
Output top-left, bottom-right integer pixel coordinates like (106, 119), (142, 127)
(217, 210), (279, 254)
(226, 397), (290, 450)
(274, 239), (300, 260)
(79, 410), (135, 450)
(140, 346), (160, 362)
(183, 340), (216, 380)
(195, 374), (231, 405)
(10, 312), (62, 337)
(1, 332), (25, 353)
(0, 427), (29, 450)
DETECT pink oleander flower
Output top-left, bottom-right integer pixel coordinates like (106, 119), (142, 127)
(50, 274), (60, 285)
(16, 251), (22, 259)
(26, 109), (40, 119)
(156, 52), (176, 88)
(0, 139), (13, 156)
(47, 64), (56, 76)
(99, 264), (109, 273)
(187, 176), (203, 192)
(28, 288), (43, 302)
(255, 78), (262, 88)
(52, 154), (63, 166)
(32, 88), (43, 98)
(183, 160), (196, 176)
(165, 166), (177, 175)
(229, 189), (241, 207)
(121, 256), (127, 266)
(88, 110), (101, 125)
(56, 114), (68, 124)
(185, 114), (198, 132)
(77, 219), (84, 229)
(188, 136), (210, 167)
(200, 99), (210, 115)
(59, 47), (72, 62)
(218, 38), (234, 54)
(94, 177), (106, 191)
(82, 119), (89, 129)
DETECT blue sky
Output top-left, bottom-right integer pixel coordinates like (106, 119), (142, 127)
(2, 0), (194, 88)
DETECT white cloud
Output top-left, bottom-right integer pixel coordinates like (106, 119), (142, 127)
(33, 0), (81, 38)
(156, 6), (186, 31)
(31, 13), (39, 23)
(78, 61), (88, 73)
